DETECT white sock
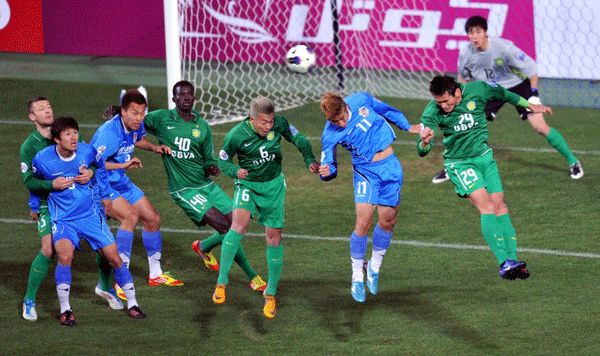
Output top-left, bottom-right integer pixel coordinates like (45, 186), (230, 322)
(120, 253), (131, 270)
(351, 258), (364, 282)
(56, 283), (71, 313)
(370, 249), (386, 273)
(120, 282), (138, 309)
(148, 252), (163, 279)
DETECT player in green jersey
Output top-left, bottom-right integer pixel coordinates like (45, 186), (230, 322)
(214, 96), (319, 318)
(139, 81), (267, 292)
(431, 15), (582, 184)
(20, 97), (119, 321)
(417, 76), (552, 280)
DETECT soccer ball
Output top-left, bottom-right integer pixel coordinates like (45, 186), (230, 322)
(285, 45), (316, 73)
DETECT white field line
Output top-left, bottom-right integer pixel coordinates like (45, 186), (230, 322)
(2, 218), (600, 259)
(2, 120), (598, 155)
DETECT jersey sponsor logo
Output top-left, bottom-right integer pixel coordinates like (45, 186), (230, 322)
(117, 144), (135, 156)
(21, 162), (27, 173)
(170, 151), (196, 159)
(466, 101), (476, 111)
(267, 132), (275, 141)
(219, 149), (229, 160)
(244, 142), (253, 147)
(359, 107), (369, 117)
(289, 124), (298, 136)
(167, 126), (175, 129)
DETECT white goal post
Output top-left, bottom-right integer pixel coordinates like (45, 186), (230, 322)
(164, 0), (600, 121)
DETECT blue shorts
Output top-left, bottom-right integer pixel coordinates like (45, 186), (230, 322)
(52, 214), (115, 251)
(352, 154), (403, 206)
(109, 181), (145, 205)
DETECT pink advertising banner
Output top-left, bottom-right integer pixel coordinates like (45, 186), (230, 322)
(3, 0), (534, 73)
(181, 0), (534, 72)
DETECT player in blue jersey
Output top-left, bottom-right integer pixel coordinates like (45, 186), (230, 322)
(319, 92), (420, 302)
(20, 97), (120, 321)
(91, 90), (183, 292)
(30, 116), (146, 325)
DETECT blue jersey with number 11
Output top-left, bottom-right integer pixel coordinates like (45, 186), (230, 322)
(320, 92), (411, 180)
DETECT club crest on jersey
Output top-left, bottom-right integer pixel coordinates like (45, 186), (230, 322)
(192, 129), (201, 138)
(219, 149), (229, 160)
(359, 107), (369, 117)
(495, 58), (504, 66)
(466, 101), (476, 111)
(289, 124), (298, 136)
(133, 133), (138, 142)
(21, 162), (27, 173)
(267, 132), (275, 141)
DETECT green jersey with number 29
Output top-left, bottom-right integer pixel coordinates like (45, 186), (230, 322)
(419, 81), (523, 160)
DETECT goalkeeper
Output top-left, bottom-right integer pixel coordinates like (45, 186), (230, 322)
(430, 15), (582, 184)
(418, 75), (553, 279)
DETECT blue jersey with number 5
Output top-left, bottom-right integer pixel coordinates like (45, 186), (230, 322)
(91, 115), (146, 191)
(320, 92), (411, 181)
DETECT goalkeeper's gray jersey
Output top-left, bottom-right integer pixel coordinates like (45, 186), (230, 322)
(457, 37), (537, 89)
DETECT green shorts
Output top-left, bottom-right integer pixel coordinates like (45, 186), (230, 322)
(170, 183), (233, 228)
(233, 173), (286, 229)
(445, 149), (504, 198)
(37, 204), (51, 237)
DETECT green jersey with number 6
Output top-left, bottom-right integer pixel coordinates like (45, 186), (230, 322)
(218, 115), (316, 182)
(144, 109), (217, 192)
(419, 81), (523, 160)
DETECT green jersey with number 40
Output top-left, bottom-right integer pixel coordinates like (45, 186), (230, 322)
(419, 81), (524, 160)
(218, 115), (316, 182)
(144, 108), (217, 192)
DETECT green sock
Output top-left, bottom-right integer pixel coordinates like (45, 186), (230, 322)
(497, 214), (517, 260)
(480, 214), (509, 265)
(217, 230), (244, 285)
(96, 253), (112, 291)
(234, 244), (258, 280)
(265, 243), (284, 296)
(201, 232), (225, 252)
(546, 127), (578, 165)
(24, 251), (52, 302)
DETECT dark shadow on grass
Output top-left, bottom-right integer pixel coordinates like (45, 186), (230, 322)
(279, 279), (499, 349)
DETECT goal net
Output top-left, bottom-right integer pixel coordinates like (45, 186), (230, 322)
(175, 0), (451, 122)
(172, 0), (600, 122)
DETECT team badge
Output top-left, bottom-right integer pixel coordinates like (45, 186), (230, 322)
(21, 162), (27, 173)
(359, 107), (369, 117)
(466, 101), (476, 111)
(192, 129), (201, 138)
(133, 133), (138, 142)
(289, 124), (298, 136)
(219, 149), (229, 160)
(267, 132), (275, 141)
(495, 58), (504, 66)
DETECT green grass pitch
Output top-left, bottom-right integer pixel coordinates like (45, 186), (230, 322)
(0, 78), (599, 355)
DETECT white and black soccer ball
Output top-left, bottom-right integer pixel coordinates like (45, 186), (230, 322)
(285, 45), (316, 74)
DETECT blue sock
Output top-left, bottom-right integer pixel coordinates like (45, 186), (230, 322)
(350, 232), (368, 259)
(371, 224), (392, 273)
(372, 224), (392, 251)
(142, 230), (162, 257)
(55, 264), (72, 286)
(115, 229), (134, 268)
(113, 264), (133, 286)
